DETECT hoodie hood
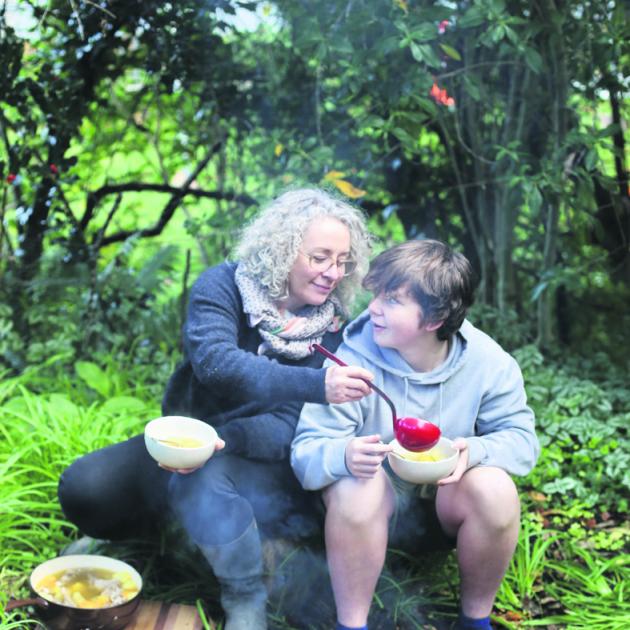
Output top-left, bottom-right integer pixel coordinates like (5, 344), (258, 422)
(342, 310), (468, 384)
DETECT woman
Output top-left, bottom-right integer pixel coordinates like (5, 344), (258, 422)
(58, 188), (373, 630)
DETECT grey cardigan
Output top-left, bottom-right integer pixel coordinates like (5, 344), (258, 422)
(162, 262), (342, 461)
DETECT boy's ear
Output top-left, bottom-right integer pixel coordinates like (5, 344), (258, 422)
(425, 320), (443, 333)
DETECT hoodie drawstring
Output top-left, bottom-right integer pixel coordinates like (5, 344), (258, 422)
(402, 377), (410, 418)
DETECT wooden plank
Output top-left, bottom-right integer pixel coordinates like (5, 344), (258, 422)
(126, 600), (210, 630)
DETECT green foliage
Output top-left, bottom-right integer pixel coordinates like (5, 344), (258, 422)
(2, 345), (629, 629)
(468, 303), (536, 351)
(1, 2), (629, 628)
(515, 345), (629, 514)
(2, 0), (629, 358)
(497, 516), (560, 611)
(0, 362), (160, 627)
(1, 240), (182, 375)
(494, 516), (630, 628)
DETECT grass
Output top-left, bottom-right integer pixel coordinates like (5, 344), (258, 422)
(1, 356), (629, 629)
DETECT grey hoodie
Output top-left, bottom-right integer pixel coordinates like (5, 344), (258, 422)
(291, 311), (540, 490)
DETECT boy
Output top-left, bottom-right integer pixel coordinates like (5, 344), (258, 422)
(291, 240), (539, 630)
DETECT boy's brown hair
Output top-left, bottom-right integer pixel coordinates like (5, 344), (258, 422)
(363, 239), (475, 341)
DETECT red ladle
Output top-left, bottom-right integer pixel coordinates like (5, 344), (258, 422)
(312, 344), (441, 452)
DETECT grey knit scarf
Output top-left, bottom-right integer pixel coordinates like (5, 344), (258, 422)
(235, 264), (344, 359)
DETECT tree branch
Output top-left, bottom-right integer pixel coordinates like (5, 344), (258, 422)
(92, 140), (255, 247)
(81, 177), (255, 234)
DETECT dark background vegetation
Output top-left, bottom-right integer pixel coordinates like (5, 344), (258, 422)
(1, 1), (628, 629)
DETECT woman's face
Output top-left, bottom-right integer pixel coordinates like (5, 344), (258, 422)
(280, 217), (351, 312)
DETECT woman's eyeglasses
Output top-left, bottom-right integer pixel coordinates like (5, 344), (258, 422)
(299, 251), (357, 276)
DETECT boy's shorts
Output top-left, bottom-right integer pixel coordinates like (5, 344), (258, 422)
(385, 461), (456, 553)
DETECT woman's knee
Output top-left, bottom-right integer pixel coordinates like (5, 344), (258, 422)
(58, 457), (117, 535)
(168, 455), (254, 545)
(169, 454), (238, 511)
(58, 435), (166, 539)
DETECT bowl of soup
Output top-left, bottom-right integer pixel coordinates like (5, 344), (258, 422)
(144, 415), (217, 469)
(6, 554), (142, 630)
(388, 436), (458, 484)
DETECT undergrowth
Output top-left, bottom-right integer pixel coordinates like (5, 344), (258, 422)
(0, 346), (628, 629)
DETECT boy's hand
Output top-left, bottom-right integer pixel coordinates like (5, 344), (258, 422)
(158, 438), (226, 475)
(325, 366), (374, 404)
(345, 434), (392, 478)
(437, 438), (468, 485)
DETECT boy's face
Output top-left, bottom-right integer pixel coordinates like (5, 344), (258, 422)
(368, 287), (437, 353)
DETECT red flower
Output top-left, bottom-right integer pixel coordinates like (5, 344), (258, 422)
(429, 82), (456, 108)
(438, 19), (449, 34)
(49, 163), (59, 175)
(6, 173), (17, 184)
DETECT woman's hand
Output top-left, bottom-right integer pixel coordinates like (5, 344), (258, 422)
(345, 434), (392, 478)
(437, 438), (469, 485)
(158, 438), (226, 475)
(325, 365), (374, 404)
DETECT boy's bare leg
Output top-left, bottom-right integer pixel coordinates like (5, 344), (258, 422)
(436, 466), (520, 618)
(322, 469), (396, 627)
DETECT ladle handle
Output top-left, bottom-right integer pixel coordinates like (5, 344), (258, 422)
(311, 344), (398, 425)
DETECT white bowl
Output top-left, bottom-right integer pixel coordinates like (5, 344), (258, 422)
(387, 436), (458, 484)
(144, 416), (217, 469)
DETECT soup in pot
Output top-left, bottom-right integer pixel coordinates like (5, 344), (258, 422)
(35, 567), (139, 609)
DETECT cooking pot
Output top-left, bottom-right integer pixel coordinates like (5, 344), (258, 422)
(5, 554), (142, 630)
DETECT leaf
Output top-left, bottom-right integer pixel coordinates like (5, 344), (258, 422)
(584, 149), (598, 170)
(375, 36), (400, 56)
(439, 43), (461, 61)
(459, 6), (486, 28)
(324, 170), (346, 181)
(528, 491), (547, 502)
(100, 396), (147, 414)
(75, 361), (111, 398)
(137, 245), (178, 291)
(47, 393), (79, 419)
(528, 185), (543, 214)
(410, 23), (437, 43)
(394, 0), (408, 14)
(410, 42), (441, 68)
(504, 25), (520, 45)
(333, 179), (366, 199)
(531, 280), (548, 302)
(524, 47), (543, 74)
(392, 126), (417, 145)
(463, 74), (482, 101)
(596, 124), (621, 138)
(274, 143), (284, 157)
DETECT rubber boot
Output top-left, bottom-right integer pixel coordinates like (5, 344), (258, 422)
(199, 520), (268, 630)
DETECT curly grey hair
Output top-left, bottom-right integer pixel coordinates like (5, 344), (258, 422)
(234, 188), (373, 314)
